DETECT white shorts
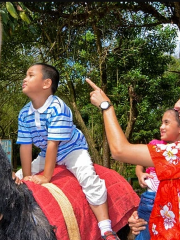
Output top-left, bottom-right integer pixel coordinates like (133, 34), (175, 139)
(15, 149), (107, 205)
(15, 155), (45, 179)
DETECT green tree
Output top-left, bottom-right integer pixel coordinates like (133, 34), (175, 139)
(0, 2), (180, 174)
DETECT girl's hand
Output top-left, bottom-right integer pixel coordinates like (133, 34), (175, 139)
(138, 172), (153, 188)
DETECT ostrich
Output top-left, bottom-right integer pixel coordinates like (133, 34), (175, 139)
(0, 144), (57, 240)
(0, 144), (140, 240)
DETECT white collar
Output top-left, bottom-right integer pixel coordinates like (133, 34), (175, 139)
(28, 95), (53, 115)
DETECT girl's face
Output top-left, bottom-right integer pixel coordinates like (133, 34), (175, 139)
(160, 110), (180, 143)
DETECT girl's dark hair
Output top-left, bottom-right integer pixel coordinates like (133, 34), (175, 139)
(31, 63), (59, 94)
(166, 108), (180, 126)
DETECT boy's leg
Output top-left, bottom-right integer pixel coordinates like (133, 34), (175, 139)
(59, 149), (120, 239)
(90, 201), (109, 222)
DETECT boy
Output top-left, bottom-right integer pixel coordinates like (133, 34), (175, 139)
(15, 63), (120, 240)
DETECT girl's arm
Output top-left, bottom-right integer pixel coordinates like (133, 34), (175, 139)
(135, 165), (145, 179)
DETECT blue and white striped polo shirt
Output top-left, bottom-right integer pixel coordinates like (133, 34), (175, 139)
(16, 95), (88, 163)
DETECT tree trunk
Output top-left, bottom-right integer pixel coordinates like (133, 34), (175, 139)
(171, 2), (180, 30)
(59, 79), (102, 164)
(92, 22), (110, 168)
(0, 15), (2, 55)
(71, 100), (102, 164)
(125, 85), (138, 140)
(118, 85), (138, 175)
(102, 126), (110, 168)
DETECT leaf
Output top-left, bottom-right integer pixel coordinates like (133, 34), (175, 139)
(19, 11), (31, 24)
(6, 2), (18, 19)
(0, 10), (9, 25)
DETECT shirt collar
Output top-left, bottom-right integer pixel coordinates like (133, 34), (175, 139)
(28, 95), (53, 115)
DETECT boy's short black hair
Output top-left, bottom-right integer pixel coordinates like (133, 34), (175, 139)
(32, 63), (59, 94)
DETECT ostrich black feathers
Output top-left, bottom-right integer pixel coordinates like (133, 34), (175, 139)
(0, 144), (131, 240)
(0, 145), (57, 240)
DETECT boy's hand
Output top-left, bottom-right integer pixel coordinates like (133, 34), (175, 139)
(23, 175), (33, 181)
(12, 171), (23, 185)
(30, 174), (50, 184)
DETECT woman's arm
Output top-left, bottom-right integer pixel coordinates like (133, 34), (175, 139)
(128, 211), (147, 235)
(86, 78), (153, 167)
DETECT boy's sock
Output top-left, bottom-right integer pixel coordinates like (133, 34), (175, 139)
(98, 219), (112, 236)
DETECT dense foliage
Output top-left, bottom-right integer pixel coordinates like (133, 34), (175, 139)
(0, 2), (180, 179)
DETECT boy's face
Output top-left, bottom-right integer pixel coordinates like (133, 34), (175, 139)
(22, 65), (45, 97)
(160, 111), (180, 143)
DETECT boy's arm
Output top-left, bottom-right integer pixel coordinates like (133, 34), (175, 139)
(43, 140), (59, 181)
(12, 171), (23, 185)
(20, 144), (32, 177)
(31, 140), (59, 184)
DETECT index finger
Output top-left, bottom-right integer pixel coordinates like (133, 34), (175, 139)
(86, 78), (100, 90)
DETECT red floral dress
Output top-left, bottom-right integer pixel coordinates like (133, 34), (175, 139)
(148, 142), (180, 240)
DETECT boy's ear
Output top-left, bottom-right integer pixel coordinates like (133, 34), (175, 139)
(43, 78), (52, 89)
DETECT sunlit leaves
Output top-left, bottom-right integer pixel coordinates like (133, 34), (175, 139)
(6, 2), (18, 19)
